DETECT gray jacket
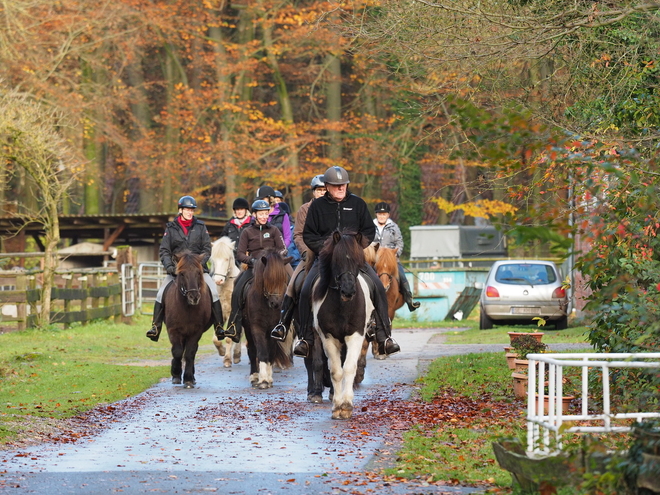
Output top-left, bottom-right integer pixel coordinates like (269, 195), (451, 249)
(373, 218), (403, 257)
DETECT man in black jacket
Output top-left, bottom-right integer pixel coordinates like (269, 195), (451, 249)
(293, 166), (400, 358)
(146, 196), (224, 342)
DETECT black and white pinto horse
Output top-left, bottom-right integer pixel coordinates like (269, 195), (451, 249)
(209, 236), (242, 367)
(243, 249), (294, 389)
(311, 230), (374, 420)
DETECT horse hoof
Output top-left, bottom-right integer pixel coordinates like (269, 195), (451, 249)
(233, 357), (241, 364)
(307, 395), (323, 404)
(184, 382), (195, 389)
(172, 377), (182, 384)
(257, 382), (269, 390)
(223, 362), (232, 368)
(373, 353), (386, 361)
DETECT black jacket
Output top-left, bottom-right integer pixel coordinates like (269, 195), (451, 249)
(302, 192), (375, 255)
(159, 216), (212, 274)
(221, 216), (251, 250)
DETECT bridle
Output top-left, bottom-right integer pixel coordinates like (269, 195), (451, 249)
(330, 270), (358, 290)
(180, 285), (201, 298)
(378, 272), (393, 291)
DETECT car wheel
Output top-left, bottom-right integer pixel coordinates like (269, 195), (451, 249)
(480, 306), (494, 330)
(555, 315), (568, 330)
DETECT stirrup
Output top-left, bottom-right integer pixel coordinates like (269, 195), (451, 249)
(378, 337), (400, 356)
(214, 324), (226, 340)
(271, 323), (287, 341)
(407, 300), (420, 311)
(146, 324), (160, 342)
(224, 323), (237, 338)
(293, 339), (310, 358)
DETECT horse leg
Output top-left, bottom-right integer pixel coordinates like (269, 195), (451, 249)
(171, 340), (184, 385)
(182, 338), (199, 389)
(306, 332), (325, 403)
(355, 338), (369, 385)
(334, 335), (364, 420)
(254, 329), (273, 389)
(323, 337), (348, 420)
(232, 338), (241, 364)
(246, 330), (259, 387)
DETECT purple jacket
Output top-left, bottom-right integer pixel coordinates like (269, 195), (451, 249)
(268, 203), (292, 247)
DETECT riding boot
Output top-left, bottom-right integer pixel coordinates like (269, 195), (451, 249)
(211, 299), (226, 340)
(293, 275), (316, 358)
(224, 309), (242, 343)
(373, 310), (400, 356)
(365, 263), (400, 356)
(146, 301), (164, 342)
(398, 263), (420, 311)
(271, 294), (295, 341)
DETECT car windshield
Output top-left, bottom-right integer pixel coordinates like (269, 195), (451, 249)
(494, 263), (557, 285)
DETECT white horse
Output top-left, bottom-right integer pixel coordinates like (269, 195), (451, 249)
(210, 236), (242, 368)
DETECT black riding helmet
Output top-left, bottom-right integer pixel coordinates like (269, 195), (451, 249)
(232, 197), (250, 210)
(256, 185), (276, 199)
(374, 202), (390, 213)
(178, 195), (197, 209)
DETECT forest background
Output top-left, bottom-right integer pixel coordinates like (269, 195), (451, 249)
(3, 1), (660, 350)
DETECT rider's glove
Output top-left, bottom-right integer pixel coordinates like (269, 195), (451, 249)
(248, 258), (257, 267)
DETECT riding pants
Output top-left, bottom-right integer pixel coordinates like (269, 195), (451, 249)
(397, 262), (414, 300)
(155, 272), (219, 303)
(226, 268), (253, 332)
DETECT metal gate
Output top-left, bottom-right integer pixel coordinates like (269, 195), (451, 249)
(120, 263), (135, 317)
(137, 262), (165, 315)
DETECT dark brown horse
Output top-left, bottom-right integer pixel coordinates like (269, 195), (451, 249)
(312, 230), (373, 420)
(163, 251), (213, 389)
(243, 249), (293, 389)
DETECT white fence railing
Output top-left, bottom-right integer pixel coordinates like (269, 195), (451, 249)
(526, 352), (660, 454)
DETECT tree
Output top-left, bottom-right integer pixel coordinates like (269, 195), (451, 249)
(0, 89), (79, 327)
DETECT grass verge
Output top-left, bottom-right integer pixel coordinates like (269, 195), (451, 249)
(0, 314), (216, 446)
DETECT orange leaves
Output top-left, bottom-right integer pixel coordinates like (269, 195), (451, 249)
(432, 197), (517, 218)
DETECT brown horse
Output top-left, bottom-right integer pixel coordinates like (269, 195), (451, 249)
(163, 251), (213, 389)
(243, 249), (293, 389)
(374, 245), (404, 320)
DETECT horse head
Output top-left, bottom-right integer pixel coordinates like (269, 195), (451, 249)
(174, 251), (206, 306)
(254, 251), (289, 310)
(211, 237), (238, 284)
(324, 230), (365, 302)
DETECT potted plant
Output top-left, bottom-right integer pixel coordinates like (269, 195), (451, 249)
(510, 335), (548, 398)
(508, 331), (544, 345)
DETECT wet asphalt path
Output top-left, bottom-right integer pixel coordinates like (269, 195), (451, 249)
(0, 328), (585, 494)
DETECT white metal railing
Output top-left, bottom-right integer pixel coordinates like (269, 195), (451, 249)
(526, 352), (660, 454)
(137, 262), (165, 315)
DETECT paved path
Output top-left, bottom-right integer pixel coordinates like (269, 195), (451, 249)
(0, 328), (589, 494)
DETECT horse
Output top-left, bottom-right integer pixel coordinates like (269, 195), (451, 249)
(373, 244), (404, 320)
(162, 250), (212, 389)
(242, 249), (294, 389)
(311, 230), (374, 420)
(209, 237), (242, 368)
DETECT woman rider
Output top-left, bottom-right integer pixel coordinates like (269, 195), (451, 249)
(218, 199), (292, 343)
(147, 195), (224, 342)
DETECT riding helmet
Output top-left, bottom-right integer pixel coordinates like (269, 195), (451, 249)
(251, 199), (271, 211)
(310, 175), (325, 190)
(178, 195), (197, 209)
(274, 190), (284, 199)
(256, 185), (276, 199)
(232, 197), (250, 210)
(323, 166), (350, 185)
(374, 202), (391, 213)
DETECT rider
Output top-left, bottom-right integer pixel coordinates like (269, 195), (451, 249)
(218, 199), (291, 343)
(270, 174), (326, 341)
(373, 201), (421, 312)
(146, 195), (224, 342)
(292, 166), (401, 358)
(256, 185), (292, 248)
(221, 197), (252, 267)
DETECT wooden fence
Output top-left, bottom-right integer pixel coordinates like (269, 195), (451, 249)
(0, 268), (122, 331)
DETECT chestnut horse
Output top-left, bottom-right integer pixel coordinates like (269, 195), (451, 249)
(311, 230), (374, 420)
(374, 245), (404, 320)
(162, 251), (213, 388)
(243, 249), (293, 389)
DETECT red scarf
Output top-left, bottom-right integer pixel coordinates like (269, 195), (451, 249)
(178, 216), (194, 235)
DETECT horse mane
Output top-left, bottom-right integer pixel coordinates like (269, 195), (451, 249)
(375, 246), (399, 280)
(315, 230), (365, 299)
(175, 250), (205, 275)
(212, 236), (235, 261)
(253, 249), (289, 294)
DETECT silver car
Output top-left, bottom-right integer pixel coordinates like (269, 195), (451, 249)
(479, 260), (569, 330)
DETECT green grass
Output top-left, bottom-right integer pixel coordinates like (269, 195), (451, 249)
(0, 314), (216, 444)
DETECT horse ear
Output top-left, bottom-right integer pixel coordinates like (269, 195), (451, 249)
(260, 255), (267, 266)
(355, 232), (363, 246)
(283, 256), (293, 265)
(372, 242), (380, 253)
(332, 230), (342, 244)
